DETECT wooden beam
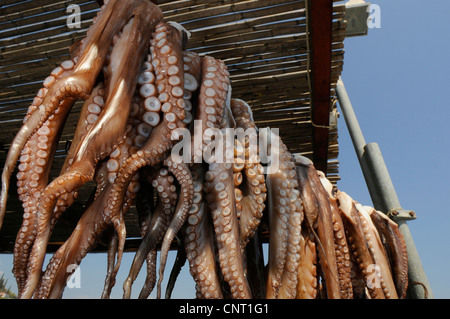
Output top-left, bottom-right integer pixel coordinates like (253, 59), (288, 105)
(308, 0), (333, 174)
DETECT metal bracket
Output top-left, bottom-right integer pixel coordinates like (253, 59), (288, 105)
(387, 208), (417, 221)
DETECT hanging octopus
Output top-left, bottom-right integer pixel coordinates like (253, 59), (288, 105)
(0, 0), (408, 299)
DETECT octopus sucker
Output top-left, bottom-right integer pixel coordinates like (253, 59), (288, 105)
(0, 0), (408, 300)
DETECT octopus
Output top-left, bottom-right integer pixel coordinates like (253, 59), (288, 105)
(0, 0), (408, 299)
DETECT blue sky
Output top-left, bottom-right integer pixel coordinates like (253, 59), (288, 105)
(1, 0), (449, 299)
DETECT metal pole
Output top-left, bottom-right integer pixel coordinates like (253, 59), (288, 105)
(336, 77), (433, 299)
(335, 77), (379, 206)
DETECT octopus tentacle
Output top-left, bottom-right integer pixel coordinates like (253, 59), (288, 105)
(204, 162), (251, 299)
(183, 164), (223, 299)
(295, 156), (341, 299)
(100, 100), (149, 298)
(36, 153), (110, 299)
(105, 21), (187, 292)
(296, 229), (319, 299)
(0, 1), (163, 229)
(0, 59), (78, 229)
(122, 167), (177, 299)
(278, 187), (303, 299)
(131, 169), (157, 300)
(265, 129), (303, 299)
(336, 191), (386, 299)
(156, 158), (193, 299)
(63, 82), (107, 173)
(318, 171), (353, 298)
(165, 236), (187, 299)
(101, 230), (119, 299)
(182, 51), (202, 125)
(20, 12), (160, 298)
(368, 207), (408, 298)
(49, 84), (107, 232)
(229, 98), (267, 248)
(36, 181), (111, 299)
(193, 56), (231, 163)
(265, 149), (289, 298)
(13, 97), (74, 296)
(36, 95), (147, 299)
(12, 63), (82, 293)
(354, 203), (399, 299)
(138, 249), (158, 299)
(204, 109), (251, 299)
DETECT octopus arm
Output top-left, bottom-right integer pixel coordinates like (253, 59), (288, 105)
(278, 189), (303, 299)
(138, 249), (158, 299)
(20, 14), (160, 298)
(230, 99), (267, 248)
(296, 229), (319, 299)
(354, 203), (399, 299)
(122, 167), (178, 299)
(337, 191), (386, 299)
(368, 208), (408, 298)
(36, 182), (113, 299)
(205, 161), (251, 299)
(265, 143), (290, 298)
(318, 171), (353, 298)
(265, 130), (304, 299)
(13, 96), (74, 296)
(165, 236), (187, 299)
(104, 22), (187, 278)
(295, 157), (341, 299)
(0, 63), (78, 229)
(184, 164), (224, 299)
(0, 1), (163, 229)
(192, 56), (230, 163)
(101, 230), (119, 299)
(156, 159), (193, 299)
